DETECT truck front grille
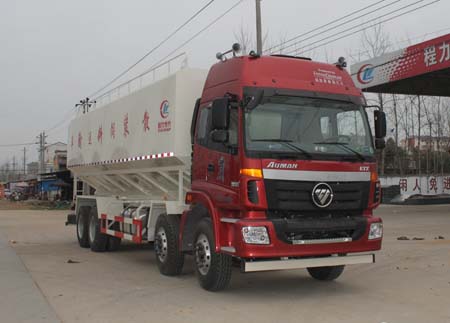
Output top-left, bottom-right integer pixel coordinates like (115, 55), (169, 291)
(264, 179), (370, 215)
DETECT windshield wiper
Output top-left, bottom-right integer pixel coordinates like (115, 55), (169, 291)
(252, 139), (312, 158)
(314, 142), (366, 161)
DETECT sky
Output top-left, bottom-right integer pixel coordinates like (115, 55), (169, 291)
(1, 0), (449, 165)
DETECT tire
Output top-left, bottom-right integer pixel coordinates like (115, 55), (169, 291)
(307, 265), (345, 281)
(154, 214), (184, 276)
(193, 218), (232, 291)
(88, 208), (108, 252)
(107, 223), (121, 251)
(76, 207), (90, 248)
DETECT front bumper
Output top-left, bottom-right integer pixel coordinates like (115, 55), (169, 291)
(242, 253), (375, 272)
(219, 216), (382, 258)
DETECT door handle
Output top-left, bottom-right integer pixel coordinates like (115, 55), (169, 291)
(207, 164), (215, 172)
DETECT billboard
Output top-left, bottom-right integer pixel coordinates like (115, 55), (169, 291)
(351, 34), (450, 92)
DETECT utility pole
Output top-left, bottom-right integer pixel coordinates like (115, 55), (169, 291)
(417, 96), (421, 182)
(36, 131), (47, 176)
(23, 147), (26, 178)
(12, 156), (17, 181)
(37, 133), (41, 175)
(6, 161), (10, 182)
(378, 93), (385, 176)
(255, 0), (263, 55)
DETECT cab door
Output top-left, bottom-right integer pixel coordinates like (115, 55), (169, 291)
(192, 103), (240, 209)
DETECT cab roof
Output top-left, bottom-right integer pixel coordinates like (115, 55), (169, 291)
(201, 55), (363, 103)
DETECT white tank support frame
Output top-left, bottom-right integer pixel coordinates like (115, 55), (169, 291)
(78, 163), (190, 206)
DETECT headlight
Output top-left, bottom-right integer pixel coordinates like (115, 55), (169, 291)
(368, 222), (383, 240)
(242, 226), (270, 245)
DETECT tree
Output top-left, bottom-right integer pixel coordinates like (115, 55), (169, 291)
(357, 24), (392, 175)
(234, 23), (269, 55)
(234, 22), (254, 55)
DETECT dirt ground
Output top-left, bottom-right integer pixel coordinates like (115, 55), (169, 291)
(0, 204), (449, 323)
(0, 199), (70, 211)
(0, 199), (33, 210)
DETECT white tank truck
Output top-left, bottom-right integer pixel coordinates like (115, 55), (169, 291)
(68, 50), (385, 291)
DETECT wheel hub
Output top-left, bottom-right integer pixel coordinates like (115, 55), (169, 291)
(155, 227), (168, 263)
(195, 233), (211, 276)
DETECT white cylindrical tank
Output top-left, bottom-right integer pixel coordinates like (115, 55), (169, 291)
(68, 68), (208, 200)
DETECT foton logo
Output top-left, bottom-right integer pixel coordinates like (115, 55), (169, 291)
(160, 100), (169, 119)
(266, 162), (298, 169)
(357, 64), (375, 84)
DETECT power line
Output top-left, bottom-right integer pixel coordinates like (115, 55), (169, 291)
(264, 0), (393, 53)
(46, 107), (77, 134)
(267, 0), (403, 54)
(290, 0), (440, 56)
(281, 0), (431, 55)
(0, 142), (35, 147)
(94, 52), (187, 102)
(284, 0), (440, 56)
(43, 1), (218, 136)
(348, 26), (450, 58)
(94, 0), (244, 101)
(88, 0), (216, 99)
(44, 0), (242, 137)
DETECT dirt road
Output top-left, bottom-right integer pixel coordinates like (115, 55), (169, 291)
(0, 205), (449, 323)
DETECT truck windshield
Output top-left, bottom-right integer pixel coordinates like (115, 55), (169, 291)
(244, 96), (374, 160)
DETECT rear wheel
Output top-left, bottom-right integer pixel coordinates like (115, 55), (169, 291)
(88, 209), (108, 252)
(107, 223), (121, 251)
(154, 214), (184, 276)
(76, 207), (90, 248)
(194, 218), (232, 291)
(307, 265), (345, 281)
(107, 236), (121, 251)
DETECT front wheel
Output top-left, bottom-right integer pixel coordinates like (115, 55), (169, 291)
(194, 218), (232, 291)
(307, 265), (345, 281)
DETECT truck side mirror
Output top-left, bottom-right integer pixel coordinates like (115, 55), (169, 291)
(211, 98), (230, 130)
(374, 110), (386, 138)
(211, 130), (229, 143)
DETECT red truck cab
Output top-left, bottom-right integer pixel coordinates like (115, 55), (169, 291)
(179, 54), (385, 291)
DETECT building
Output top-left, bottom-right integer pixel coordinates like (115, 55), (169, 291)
(400, 136), (450, 152)
(27, 162), (39, 176)
(35, 142), (71, 200)
(43, 142), (67, 173)
(38, 170), (72, 201)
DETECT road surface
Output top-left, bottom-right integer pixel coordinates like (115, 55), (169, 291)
(0, 204), (449, 323)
